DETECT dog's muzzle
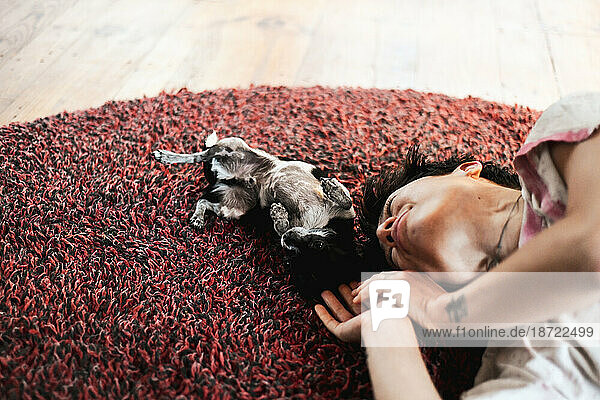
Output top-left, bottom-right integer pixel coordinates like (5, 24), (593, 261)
(281, 227), (334, 256)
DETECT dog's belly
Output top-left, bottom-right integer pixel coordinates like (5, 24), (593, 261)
(294, 204), (331, 229)
(260, 166), (331, 229)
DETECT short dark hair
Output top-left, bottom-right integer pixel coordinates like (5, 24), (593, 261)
(358, 146), (521, 267)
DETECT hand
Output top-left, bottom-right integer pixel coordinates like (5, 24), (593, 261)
(352, 271), (450, 329)
(316, 280), (425, 347)
(314, 282), (363, 343)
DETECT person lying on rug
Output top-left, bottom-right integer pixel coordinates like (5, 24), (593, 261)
(314, 92), (600, 399)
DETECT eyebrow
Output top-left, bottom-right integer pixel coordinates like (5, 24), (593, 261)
(386, 195), (394, 217)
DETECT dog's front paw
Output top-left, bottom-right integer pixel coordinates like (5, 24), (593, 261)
(270, 202), (288, 218)
(320, 177), (353, 209)
(270, 203), (289, 235)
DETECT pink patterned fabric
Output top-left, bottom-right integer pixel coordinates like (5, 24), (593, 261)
(513, 93), (600, 247)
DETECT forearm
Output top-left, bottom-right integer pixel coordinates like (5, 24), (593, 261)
(364, 319), (441, 400)
(439, 214), (600, 325)
(366, 346), (440, 400)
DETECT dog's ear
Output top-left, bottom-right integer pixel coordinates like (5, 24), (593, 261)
(287, 235), (363, 302)
(289, 251), (364, 303)
(333, 247), (363, 282)
(326, 218), (355, 250)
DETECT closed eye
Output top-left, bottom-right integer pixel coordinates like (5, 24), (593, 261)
(382, 193), (396, 221)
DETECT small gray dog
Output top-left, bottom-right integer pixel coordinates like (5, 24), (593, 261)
(153, 132), (356, 255)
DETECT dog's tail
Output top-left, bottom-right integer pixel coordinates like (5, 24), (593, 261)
(153, 131), (219, 165)
(153, 149), (207, 164)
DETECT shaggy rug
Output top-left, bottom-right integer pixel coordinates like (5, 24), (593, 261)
(0, 86), (539, 399)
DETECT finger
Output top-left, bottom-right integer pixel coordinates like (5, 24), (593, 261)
(352, 271), (406, 305)
(321, 290), (354, 321)
(338, 284), (353, 306)
(351, 281), (364, 296)
(352, 276), (374, 295)
(314, 304), (341, 334)
(338, 284), (361, 315)
(352, 286), (371, 310)
(349, 281), (360, 290)
(352, 271), (405, 295)
(354, 272), (389, 294)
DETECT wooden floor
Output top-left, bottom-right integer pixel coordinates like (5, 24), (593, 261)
(1, 0), (599, 125)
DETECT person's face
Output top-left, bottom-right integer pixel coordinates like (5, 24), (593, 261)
(376, 162), (519, 273)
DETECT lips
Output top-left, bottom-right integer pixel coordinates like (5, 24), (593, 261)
(391, 208), (410, 254)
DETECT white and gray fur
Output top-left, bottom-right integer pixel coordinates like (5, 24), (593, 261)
(153, 132), (356, 254)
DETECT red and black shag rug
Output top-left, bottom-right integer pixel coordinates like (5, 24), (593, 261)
(0, 87), (539, 399)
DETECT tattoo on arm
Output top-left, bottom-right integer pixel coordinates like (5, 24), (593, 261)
(445, 295), (467, 323)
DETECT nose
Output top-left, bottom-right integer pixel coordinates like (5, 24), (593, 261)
(376, 216), (397, 247)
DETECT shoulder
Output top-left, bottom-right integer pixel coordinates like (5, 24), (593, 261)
(549, 127), (600, 203)
(518, 93), (600, 213)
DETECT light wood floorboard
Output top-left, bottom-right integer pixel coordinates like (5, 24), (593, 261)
(1, 0), (599, 125)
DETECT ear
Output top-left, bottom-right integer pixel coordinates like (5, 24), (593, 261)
(451, 161), (482, 178)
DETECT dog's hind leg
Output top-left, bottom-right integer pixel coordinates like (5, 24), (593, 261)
(319, 177), (353, 210)
(270, 202), (290, 236)
(190, 199), (220, 228)
(153, 149), (206, 164)
(192, 183), (257, 228)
